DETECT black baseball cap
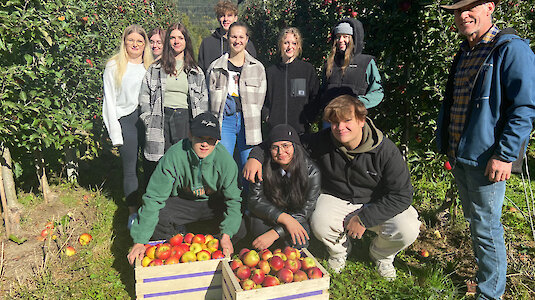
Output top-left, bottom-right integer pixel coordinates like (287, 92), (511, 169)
(190, 113), (221, 140)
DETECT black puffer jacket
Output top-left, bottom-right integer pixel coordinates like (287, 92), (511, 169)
(248, 157), (321, 238)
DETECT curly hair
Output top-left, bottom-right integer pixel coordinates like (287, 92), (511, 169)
(215, 0), (238, 17)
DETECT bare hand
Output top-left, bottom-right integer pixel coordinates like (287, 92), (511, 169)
(484, 157), (512, 182)
(220, 234), (234, 257)
(346, 215), (366, 239)
(278, 213), (309, 246)
(252, 230), (279, 250)
(243, 158), (263, 183)
(127, 243), (146, 265)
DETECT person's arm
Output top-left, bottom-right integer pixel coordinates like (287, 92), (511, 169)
(243, 143), (267, 183)
(357, 59), (384, 109)
(289, 161), (321, 224)
(218, 156), (243, 256)
(138, 67), (152, 125)
(194, 68), (209, 115)
(102, 62), (123, 146)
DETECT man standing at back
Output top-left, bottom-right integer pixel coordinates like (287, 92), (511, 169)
(198, 0), (257, 74)
(437, 1), (535, 298)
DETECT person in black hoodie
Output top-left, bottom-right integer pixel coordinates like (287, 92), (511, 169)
(248, 124), (321, 250)
(243, 95), (420, 280)
(263, 27), (320, 135)
(312, 18), (383, 126)
(197, 0), (257, 74)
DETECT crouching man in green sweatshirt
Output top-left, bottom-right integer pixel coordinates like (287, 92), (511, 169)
(127, 112), (245, 264)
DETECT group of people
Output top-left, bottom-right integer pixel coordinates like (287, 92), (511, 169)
(102, 0), (534, 299)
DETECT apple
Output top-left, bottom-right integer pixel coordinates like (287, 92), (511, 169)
(145, 245), (157, 260)
(241, 279), (255, 290)
(171, 245), (186, 259)
(155, 243), (172, 260)
(211, 250), (225, 259)
(178, 243), (190, 253)
(251, 269), (266, 285)
(239, 248), (250, 260)
(165, 256), (180, 265)
(45, 221), (54, 229)
(420, 250), (429, 258)
(181, 251), (197, 263)
(260, 249), (273, 261)
(149, 259), (163, 266)
(41, 229), (50, 238)
(169, 233), (183, 246)
(197, 250), (211, 261)
(206, 238), (219, 251)
(192, 234), (206, 244)
(258, 260), (270, 274)
(235, 265), (251, 280)
(293, 270), (308, 282)
(277, 268), (294, 283)
(273, 248), (282, 254)
(262, 275), (280, 287)
(243, 250), (260, 267)
(301, 257), (316, 270)
(65, 246), (76, 256)
(273, 252), (287, 261)
(141, 256), (153, 267)
(269, 256), (285, 272)
(78, 233), (92, 246)
(444, 161), (452, 170)
(285, 259), (300, 273)
(190, 243), (203, 254)
(184, 233), (194, 244)
(283, 246), (299, 260)
(230, 259), (243, 271)
(307, 267), (323, 279)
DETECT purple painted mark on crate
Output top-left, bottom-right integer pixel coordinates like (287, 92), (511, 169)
(222, 276), (233, 300)
(143, 285), (222, 298)
(268, 290), (324, 300)
(143, 270), (222, 283)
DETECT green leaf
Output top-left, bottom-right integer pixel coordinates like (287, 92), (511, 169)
(24, 54), (33, 64)
(9, 234), (27, 244)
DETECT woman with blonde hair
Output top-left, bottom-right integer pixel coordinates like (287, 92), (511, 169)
(102, 24), (153, 224)
(263, 27), (319, 135)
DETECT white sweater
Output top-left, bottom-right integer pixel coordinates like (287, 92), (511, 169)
(102, 60), (147, 146)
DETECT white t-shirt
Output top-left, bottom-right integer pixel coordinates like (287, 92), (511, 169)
(102, 60), (146, 146)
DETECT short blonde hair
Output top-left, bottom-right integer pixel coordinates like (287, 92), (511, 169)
(278, 27), (303, 58)
(323, 95), (367, 123)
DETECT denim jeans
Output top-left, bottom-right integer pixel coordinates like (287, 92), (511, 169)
(220, 112), (252, 171)
(452, 162), (507, 300)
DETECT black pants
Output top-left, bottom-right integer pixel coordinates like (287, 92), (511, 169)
(163, 107), (189, 151)
(249, 213), (310, 249)
(118, 109), (143, 208)
(151, 196), (247, 244)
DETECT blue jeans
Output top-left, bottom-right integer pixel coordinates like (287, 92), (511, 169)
(452, 162), (507, 300)
(220, 112), (252, 171)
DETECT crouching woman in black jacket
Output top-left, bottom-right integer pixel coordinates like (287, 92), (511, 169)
(248, 124), (321, 250)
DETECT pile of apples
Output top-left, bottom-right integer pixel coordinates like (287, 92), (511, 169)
(141, 233), (224, 267)
(230, 246), (323, 290)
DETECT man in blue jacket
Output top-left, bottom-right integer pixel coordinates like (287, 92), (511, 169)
(437, 1), (535, 299)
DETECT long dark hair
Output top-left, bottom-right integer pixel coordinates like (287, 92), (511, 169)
(263, 143), (309, 210)
(161, 23), (197, 75)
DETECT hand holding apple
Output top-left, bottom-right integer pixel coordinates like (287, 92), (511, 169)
(220, 233), (233, 257)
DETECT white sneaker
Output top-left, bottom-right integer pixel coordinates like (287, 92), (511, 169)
(327, 256), (346, 274)
(376, 261), (396, 281)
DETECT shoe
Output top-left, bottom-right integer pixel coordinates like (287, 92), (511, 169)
(327, 256), (346, 274)
(376, 261), (396, 281)
(127, 213), (138, 230)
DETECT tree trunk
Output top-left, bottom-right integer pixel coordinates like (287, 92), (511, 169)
(36, 154), (51, 204)
(0, 145), (21, 234)
(0, 169), (12, 237)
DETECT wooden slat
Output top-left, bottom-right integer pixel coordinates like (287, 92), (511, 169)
(136, 273), (222, 294)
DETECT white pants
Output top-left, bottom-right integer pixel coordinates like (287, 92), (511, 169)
(310, 193), (421, 264)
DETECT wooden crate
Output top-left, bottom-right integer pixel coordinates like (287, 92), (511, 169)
(221, 248), (330, 300)
(135, 254), (226, 299)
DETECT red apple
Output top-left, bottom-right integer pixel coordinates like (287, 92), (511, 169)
(178, 243), (190, 254)
(251, 269), (266, 285)
(165, 256), (180, 265)
(444, 161), (452, 170)
(293, 270), (308, 282)
(169, 233), (183, 246)
(235, 265), (251, 280)
(269, 256), (285, 272)
(260, 249), (273, 261)
(301, 257), (316, 270)
(277, 268), (294, 283)
(283, 246), (299, 260)
(145, 245), (157, 260)
(243, 250), (260, 267)
(241, 278), (255, 290)
(285, 259), (300, 274)
(262, 275), (280, 287)
(181, 251), (197, 263)
(192, 234), (206, 245)
(79, 233), (92, 246)
(239, 248), (250, 260)
(41, 229), (50, 238)
(420, 250), (429, 258)
(155, 243), (172, 260)
(307, 267), (323, 279)
(141, 256), (153, 267)
(149, 259), (163, 266)
(184, 233), (194, 244)
(171, 245), (186, 259)
(197, 250), (211, 261)
(230, 259), (243, 271)
(273, 252), (287, 261)
(211, 250), (225, 259)
(258, 260), (271, 274)
(65, 246), (76, 256)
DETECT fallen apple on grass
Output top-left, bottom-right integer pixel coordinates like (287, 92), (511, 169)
(65, 246), (76, 256)
(79, 233), (92, 246)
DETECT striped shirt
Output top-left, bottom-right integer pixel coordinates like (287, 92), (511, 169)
(448, 25), (500, 158)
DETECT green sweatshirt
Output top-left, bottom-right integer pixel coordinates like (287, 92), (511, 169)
(130, 139), (242, 244)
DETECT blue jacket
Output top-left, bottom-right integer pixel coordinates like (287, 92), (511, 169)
(437, 29), (535, 167)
